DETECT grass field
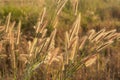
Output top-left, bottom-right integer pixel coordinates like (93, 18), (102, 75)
(0, 0), (120, 80)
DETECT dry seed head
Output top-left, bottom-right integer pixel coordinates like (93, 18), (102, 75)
(53, 16), (58, 28)
(37, 39), (47, 53)
(74, 0), (78, 15)
(69, 36), (79, 62)
(107, 33), (119, 40)
(34, 47), (40, 58)
(9, 22), (15, 50)
(70, 14), (81, 41)
(84, 54), (98, 67)
(103, 29), (116, 39)
(57, 0), (68, 15)
(69, 25), (77, 41)
(68, 36), (78, 49)
(10, 32), (15, 50)
(95, 34), (107, 44)
(96, 40), (113, 52)
(92, 29), (105, 42)
(70, 0), (78, 14)
(36, 7), (46, 33)
(104, 33), (115, 40)
(88, 29), (96, 40)
(8, 22), (15, 38)
(40, 7), (46, 24)
(44, 37), (50, 50)
(106, 29), (116, 34)
(17, 21), (21, 45)
(42, 29), (47, 38)
(40, 21), (47, 33)
(90, 29), (105, 42)
(76, 13), (81, 35)
(79, 36), (87, 50)
(10, 33), (16, 69)
(65, 31), (70, 47)
(28, 41), (32, 51)
(36, 21), (41, 33)
(29, 38), (38, 57)
(51, 53), (63, 65)
(50, 29), (57, 40)
(94, 33), (105, 43)
(44, 48), (60, 65)
(5, 13), (11, 32)
(48, 38), (55, 50)
(104, 32), (118, 40)
(48, 29), (57, 50)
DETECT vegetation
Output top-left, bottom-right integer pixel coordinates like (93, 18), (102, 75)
(0, 0), (120, 80)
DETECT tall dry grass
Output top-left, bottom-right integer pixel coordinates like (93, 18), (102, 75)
(0, 12), (120, 80)
(0, 0), (120, 80)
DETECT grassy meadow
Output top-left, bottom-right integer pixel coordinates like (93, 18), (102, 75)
(0, 0), (120, 80)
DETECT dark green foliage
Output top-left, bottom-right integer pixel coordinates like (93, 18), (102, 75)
(0, 5), (39, 35)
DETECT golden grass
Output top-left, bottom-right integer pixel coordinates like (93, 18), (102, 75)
(0, 1), (120, 79)
(0, 11), (120, 79)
